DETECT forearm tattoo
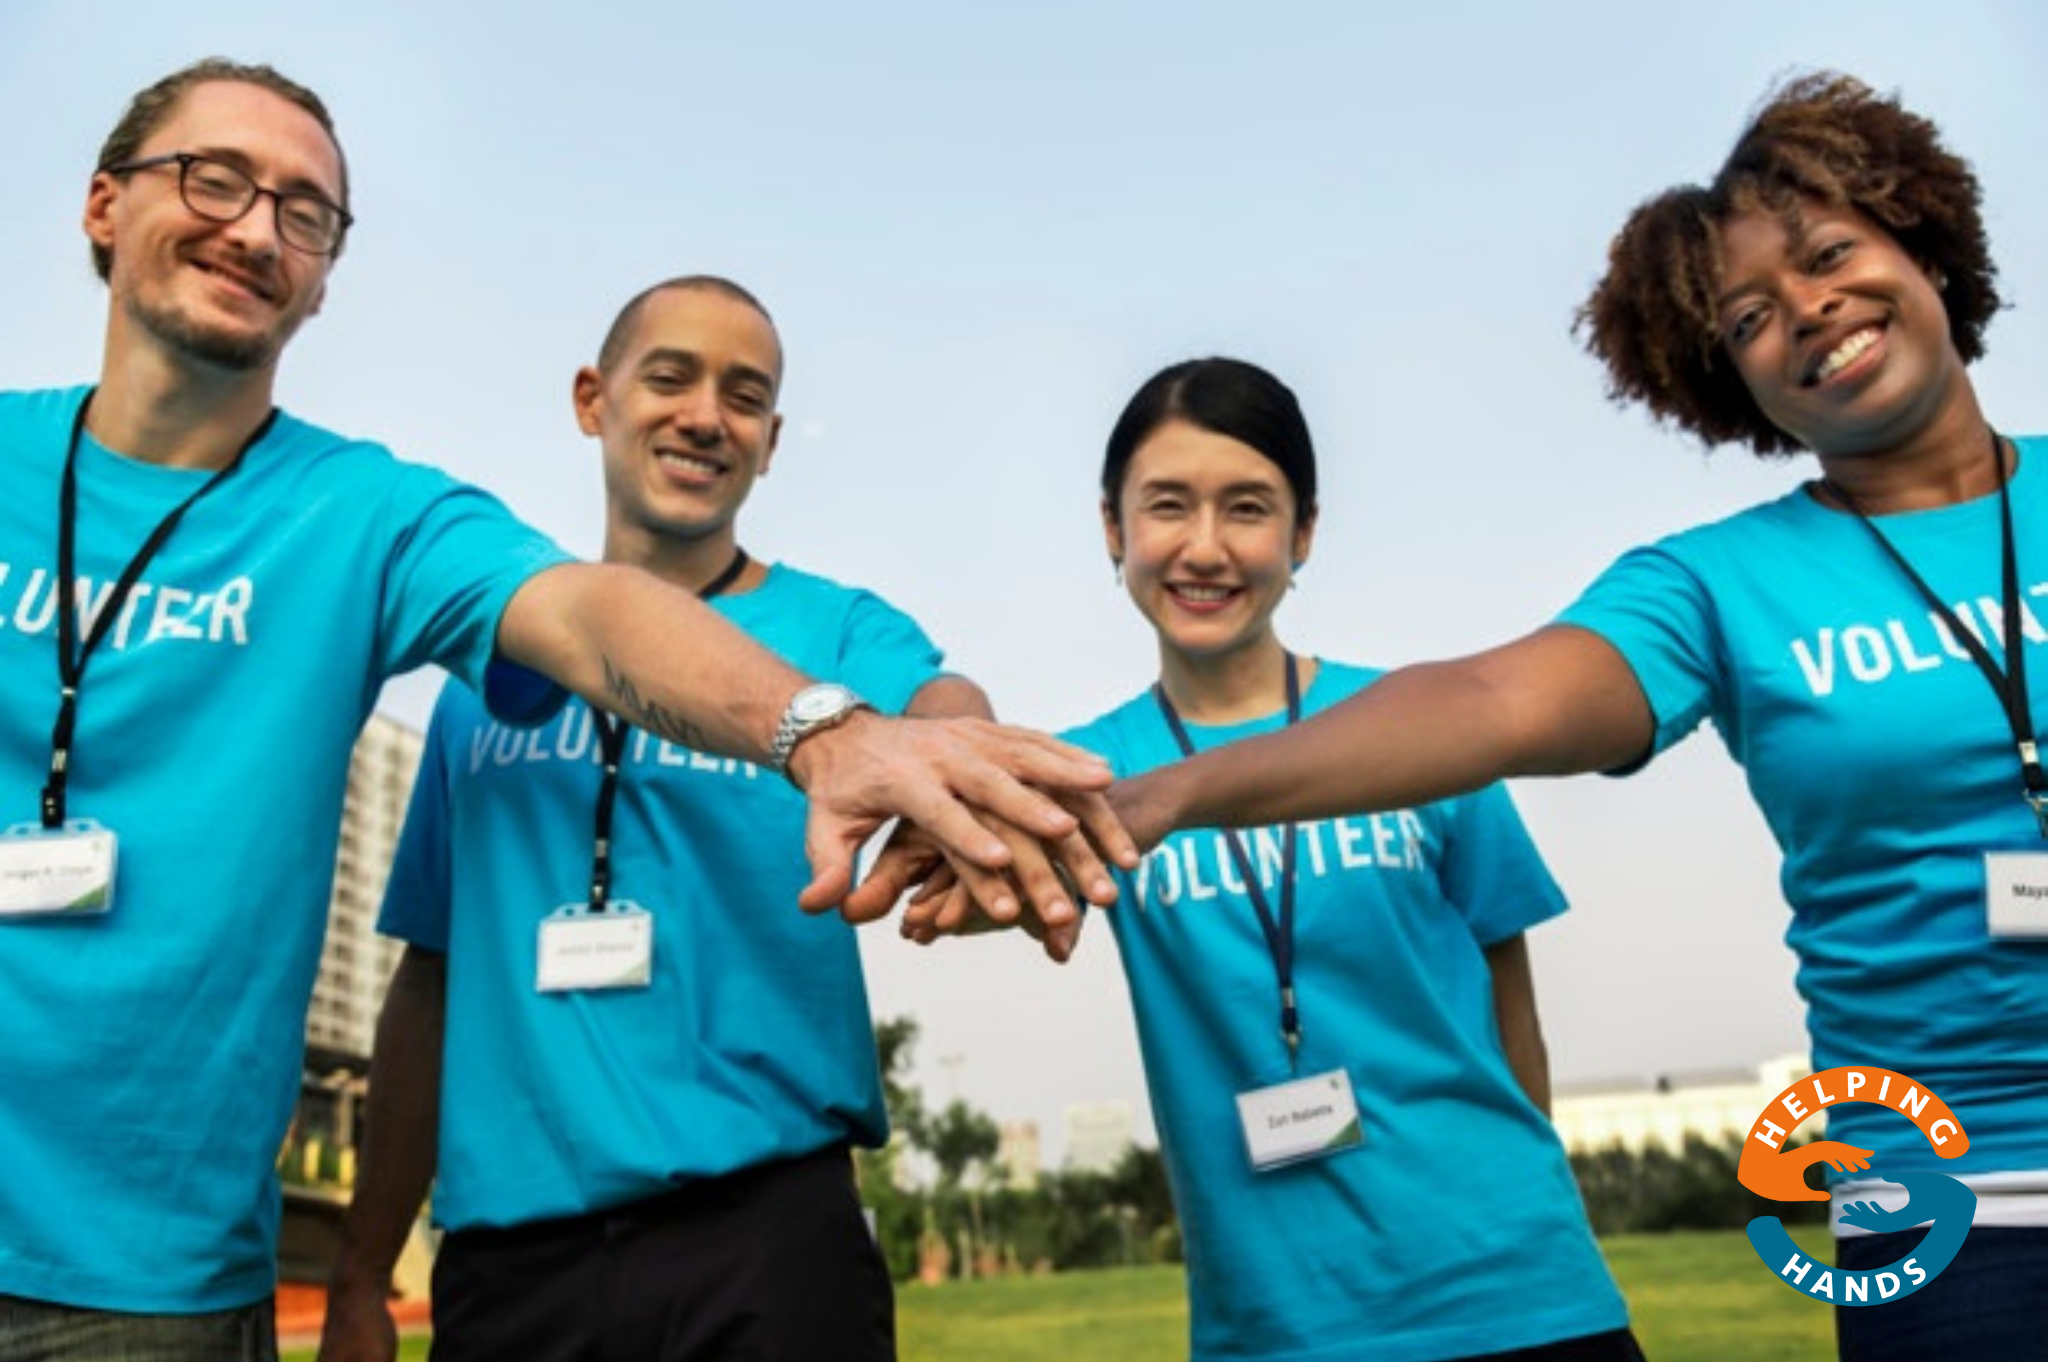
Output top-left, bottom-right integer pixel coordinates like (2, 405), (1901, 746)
(602, 656), (710, 751)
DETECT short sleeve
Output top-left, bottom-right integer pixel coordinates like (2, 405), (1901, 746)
(1554, 542), (1723, 760)
(375, 465), (573, 702)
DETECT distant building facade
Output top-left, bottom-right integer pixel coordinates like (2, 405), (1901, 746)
(307, 713), (423, 1058)
(283, 712), (430, 1290)
(1550, 1053), (1814, 1153)
(997, 1120), (1042, 1190)
(287, 714), (423, 1195)
(1063, 1100), (1135, 1174)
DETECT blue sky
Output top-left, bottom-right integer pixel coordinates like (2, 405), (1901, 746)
(7, 1), (2046, 1158)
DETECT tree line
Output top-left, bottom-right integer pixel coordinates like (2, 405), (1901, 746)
(1569, 1133), (1830, 1234)
(857, 1018), (1178, 1281)
(860, 1018), (1827, 1283)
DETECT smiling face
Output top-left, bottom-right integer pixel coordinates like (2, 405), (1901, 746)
(1104, 418), (1314, 670)
(1713, 198), (1966, 458)
(83, 80), (341, 374)
(575, 286), (784, 564)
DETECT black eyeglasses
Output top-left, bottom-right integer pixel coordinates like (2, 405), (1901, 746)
(107, 152), (353, 256)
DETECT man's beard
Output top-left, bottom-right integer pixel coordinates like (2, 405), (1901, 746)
(126, 289), (280, 373)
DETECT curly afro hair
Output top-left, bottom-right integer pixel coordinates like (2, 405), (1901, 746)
(1576, 72), (2001, 456)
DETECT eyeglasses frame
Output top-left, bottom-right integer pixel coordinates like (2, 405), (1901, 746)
(105, 151), (354, 256)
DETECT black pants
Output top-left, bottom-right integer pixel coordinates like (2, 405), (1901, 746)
(430, 1145), (894, 1362)
(1834, 1225), (2048, 1362)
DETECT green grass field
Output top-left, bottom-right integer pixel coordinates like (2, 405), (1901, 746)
(283, 1226), (1838, 1361)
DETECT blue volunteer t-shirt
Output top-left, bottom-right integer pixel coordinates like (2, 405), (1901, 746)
(1065, 661), (1626, 1362)
(1557, 435), (2048, 1177)
(0, 387), (569, 1311)
(381, 563), (943, 1230)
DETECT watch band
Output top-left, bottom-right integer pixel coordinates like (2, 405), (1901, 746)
(770, 683), (873, 774)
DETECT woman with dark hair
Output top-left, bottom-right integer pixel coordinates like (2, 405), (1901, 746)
(1098, 75), (2046, 1358)
(1048, 356), (1639, 1361)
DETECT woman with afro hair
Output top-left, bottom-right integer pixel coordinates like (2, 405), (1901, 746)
(1101, 71), (2047, 1359)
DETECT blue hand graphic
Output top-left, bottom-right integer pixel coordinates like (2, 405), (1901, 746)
(1748, 1168), (1977, 1306)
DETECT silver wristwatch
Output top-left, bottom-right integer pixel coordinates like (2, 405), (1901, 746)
(769, 683), (873, 774)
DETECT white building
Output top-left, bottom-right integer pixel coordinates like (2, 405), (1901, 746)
(306, 713), (423, 1058)
(997, 1120), (1042, 1190)
(1063, 1100), (1135, 1174)
(286, 714), (431, 1291)
(1550, 1053), (1814, 1153)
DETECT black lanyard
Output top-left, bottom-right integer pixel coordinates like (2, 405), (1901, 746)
(585, 547), (749, 910)
(1822, 428), (2048, 836)
(41, 391), (271, 828)
(1154, 653), (1304, 1064)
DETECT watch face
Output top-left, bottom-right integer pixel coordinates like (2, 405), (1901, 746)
(792, 685), (853, 722)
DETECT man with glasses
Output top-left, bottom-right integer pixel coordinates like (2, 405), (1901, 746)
(320, 276), (957, 1362)
(0, 58), (1121, 1362)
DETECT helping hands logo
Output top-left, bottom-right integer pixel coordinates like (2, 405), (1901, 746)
(1738, 1066), (1974, 1305)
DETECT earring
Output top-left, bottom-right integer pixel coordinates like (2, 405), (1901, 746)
(1289, 560), (1304, 591)
(1931, 267), (1949, 292)
(1111, 559), (1123, 586)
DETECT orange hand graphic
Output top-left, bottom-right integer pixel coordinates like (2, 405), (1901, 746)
(1737, 1138), (1874, 1202)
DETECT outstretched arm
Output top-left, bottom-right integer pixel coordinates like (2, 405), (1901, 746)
(498, 564), (1131, 911)
(1115, 627), (1654, 849)
(319, 948), (446, 1362)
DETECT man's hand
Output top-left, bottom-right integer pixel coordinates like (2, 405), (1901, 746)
(853, 819), (1091, 962)
(838, 781), (1125, 930)
(897, 867), (1086, 963)
(794, 714), (1135, 916)
(320, 947), (442, 1362)
(315, 1270), (397, 1362)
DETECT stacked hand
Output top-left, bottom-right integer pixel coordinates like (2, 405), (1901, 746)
(819, 749), (1184, 961)
(862, 822), (1089, 961)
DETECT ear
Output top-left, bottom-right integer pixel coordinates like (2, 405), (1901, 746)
(571, 366), (605, 437)
(1101, 496), (1127, 565)
(82, 172), (120, 260)
(1291, 504), (1319, 569)
(757, 412), (784, 478)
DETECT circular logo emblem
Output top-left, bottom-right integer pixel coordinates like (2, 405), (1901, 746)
(1737, 1066), (1973, 1305)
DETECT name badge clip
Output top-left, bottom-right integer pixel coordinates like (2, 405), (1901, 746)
(536, 900), (654, 992)
(0, 819), (118, 919)
(1985, 848), (2048, 940)
(1236, 1067), (1363, 1173)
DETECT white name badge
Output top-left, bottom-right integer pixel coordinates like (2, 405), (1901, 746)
(536, 902), (653, 992)
(1985, 850), (2048, 939)
(1236, 1067), (1364, 1172)
(0, 820), (117, 919)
